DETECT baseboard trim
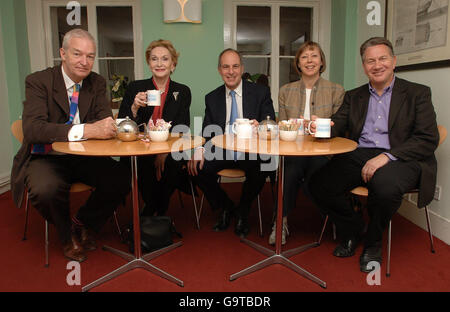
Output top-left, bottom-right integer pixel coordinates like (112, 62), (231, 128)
(399, 200), (450, 245)
(0, 172), (10, 194)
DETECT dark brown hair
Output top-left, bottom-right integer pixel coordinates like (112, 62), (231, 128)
(360, 37), (395, 62)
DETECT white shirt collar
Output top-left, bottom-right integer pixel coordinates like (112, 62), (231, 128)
(61, 65), (83, 90)
(225, 79), (243, 98)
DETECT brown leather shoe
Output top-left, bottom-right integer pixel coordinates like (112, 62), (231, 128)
(77, 226), (97, 251)
(63, 235), (87, 262)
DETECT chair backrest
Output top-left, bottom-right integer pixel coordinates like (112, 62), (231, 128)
(438, 125), (447, 146)
(11, 120), (23, 143)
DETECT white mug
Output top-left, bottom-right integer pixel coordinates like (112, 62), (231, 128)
(147, 90), (161, 106)
(307, 118), (331, 138)
(232, 120), (253, 139)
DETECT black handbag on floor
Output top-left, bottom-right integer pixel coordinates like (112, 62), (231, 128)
(123, 216), (182, 253)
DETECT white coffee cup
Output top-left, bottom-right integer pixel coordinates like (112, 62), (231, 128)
(147, 90), (161, 106)
(232, 119), (253, 139)
(307, 118), (331, 138)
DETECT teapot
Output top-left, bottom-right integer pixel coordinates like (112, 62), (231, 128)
(116, 116), (142, 142)
(232, 118), (253, 139)
(258, 116), (278, 140)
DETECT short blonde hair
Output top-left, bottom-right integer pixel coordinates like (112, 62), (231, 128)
(294, 41), (326, 76)
(145, 39), (179, 68)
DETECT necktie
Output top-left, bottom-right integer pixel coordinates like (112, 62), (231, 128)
(229, 90), (238, 161)
(66, 83), (80, 125)
(32, 84), (80, 154)
(229, 90), (238, 130)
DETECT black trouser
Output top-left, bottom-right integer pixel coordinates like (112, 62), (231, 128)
(192, 149), (273, 219)
(130, 154), (188, 216)
(25, 155), (131, 244)
(281, 155), (329, 217)
(310, 148), (421, 246)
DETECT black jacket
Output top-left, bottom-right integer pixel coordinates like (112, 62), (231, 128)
(331, 77), (439, 207)
(119, 78), (191, 132)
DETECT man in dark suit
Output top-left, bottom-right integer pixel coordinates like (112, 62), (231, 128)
(188, 48), (275, 237)
(11, 29), (131, 262)
(310, 37), (439, 272)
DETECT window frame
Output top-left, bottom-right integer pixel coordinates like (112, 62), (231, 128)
(224, 0), (330, 111)
(25, 0), (143, 80)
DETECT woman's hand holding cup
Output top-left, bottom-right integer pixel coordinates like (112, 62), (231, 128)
(131, 92), (148, 117)
(307, 115), (334, 138)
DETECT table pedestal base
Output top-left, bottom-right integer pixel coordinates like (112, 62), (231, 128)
(229, 238), (326, 288)
(82, 242), (184, 292)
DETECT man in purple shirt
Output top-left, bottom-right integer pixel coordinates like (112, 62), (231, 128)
(310, 37), (439, 273)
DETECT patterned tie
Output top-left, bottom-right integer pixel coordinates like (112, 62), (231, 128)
(229, 90), (238, 161)
(31, 84), (80, 154)
(66, 83), (80, 125)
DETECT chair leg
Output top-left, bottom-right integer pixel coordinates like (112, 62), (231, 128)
(113, 210), (122, 238)
(45, 220), (49, 268)
(386, 220), (391, 277)
(189, 180), (201, 229)
(199, 194), (205, 221)
(424, 206), (436, 253)
(177, 189), (185, 210)
(257, 195), (263, 237)
(318, 215), (329, 245)
(23, 191), (30, 241)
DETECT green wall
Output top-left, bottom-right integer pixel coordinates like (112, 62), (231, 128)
(0, 0), (374, 142)
(140, 0), (224, 134)
(0, 0), (30, 152)
(329, 0), (358, 90)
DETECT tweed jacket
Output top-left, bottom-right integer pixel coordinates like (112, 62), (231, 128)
(11, 66), (112, 208)
(278, 77), (345, 121)
(331, 77), (439, 207)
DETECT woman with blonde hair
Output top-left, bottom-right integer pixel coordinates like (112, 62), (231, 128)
(119, 39), (191, 216)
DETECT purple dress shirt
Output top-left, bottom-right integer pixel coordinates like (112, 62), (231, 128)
(358, 77), (397, 161)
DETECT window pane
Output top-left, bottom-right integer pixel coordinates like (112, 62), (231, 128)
(237, 6), (271, 56)
(280, 7), (312, 56)
(242, 57), (270, 88)
(50, 6), (88, 57)
(97, 7), (134, 57)
(279, 58), (299, 88)
(98, 59), (135, 101)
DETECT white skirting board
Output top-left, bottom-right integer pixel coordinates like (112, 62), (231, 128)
(398, 200), (450, 246)
(0, 172), (10, 194)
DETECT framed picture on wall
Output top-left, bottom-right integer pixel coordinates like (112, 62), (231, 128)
(386, 0), (450, 70)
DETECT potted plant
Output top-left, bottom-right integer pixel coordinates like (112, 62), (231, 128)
(110, 74), (128, 109)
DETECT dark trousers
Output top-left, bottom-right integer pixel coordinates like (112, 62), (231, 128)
(282, 155), (329, 216)
(192, 151), (272, 219)
(25, 155), (131, 244)
(130, 154), (188, 216)
(310, 148), (421, 246)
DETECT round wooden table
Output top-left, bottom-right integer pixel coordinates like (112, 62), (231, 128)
(53, 134), (204, 291)
(211, 134), (357, 288)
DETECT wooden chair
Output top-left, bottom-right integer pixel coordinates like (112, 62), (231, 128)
(195, 168), (264, 236)
(348, 125), (447, 277)
(11, 120), (122, 267)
